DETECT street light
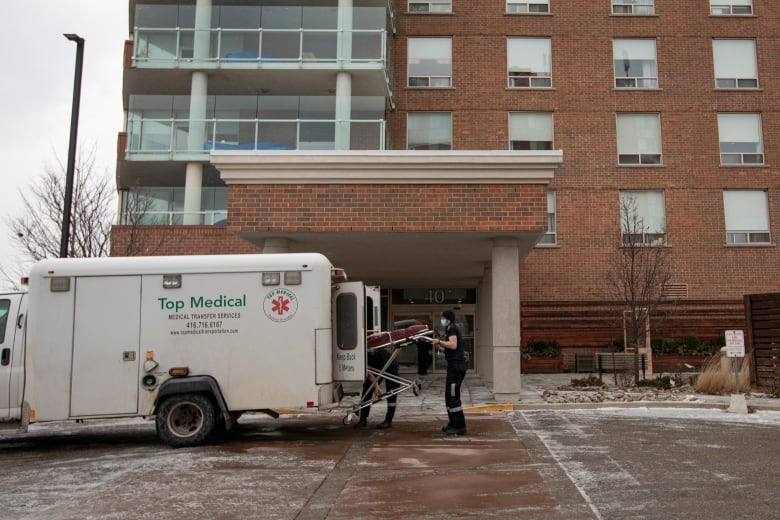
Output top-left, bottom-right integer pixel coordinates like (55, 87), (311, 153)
(60, 33), (84, 258)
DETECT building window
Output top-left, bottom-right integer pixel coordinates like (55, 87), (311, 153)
(620, 191), (666, 246)
(612, 0), (655, 15)
(710, 0), (752, 15)
(507, 1), (550, 13)
(408, 1), (452, 13)
(407, 112), (452, 150)
(613, 39), (658, 88)
(538, 191), (557, 245)
(718, 113), (764, 165)
(713, 39), (758, 89)
(617, 113), (662, 165)
(509, 112), (553, 150)
(508, 38), (552, 88)
(724, 190), (770, 244)
(408, 38), (452, 87)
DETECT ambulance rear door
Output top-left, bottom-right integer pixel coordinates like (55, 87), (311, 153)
(332, 282), (366, 382)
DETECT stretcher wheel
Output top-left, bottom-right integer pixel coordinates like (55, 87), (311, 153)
(412, 382), (421, 396)
(343, 413), (354, 426)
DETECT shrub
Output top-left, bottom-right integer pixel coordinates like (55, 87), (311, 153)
(606, 338), (625, 353)
(637, 375), (673, 390)
(522, 340), (562, 358)
(651, 337), (675, 355)
(570, 375), (607, 388)
(681, 334), (702, 352)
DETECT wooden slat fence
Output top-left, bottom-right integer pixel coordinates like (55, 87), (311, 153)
(745, 293), (780, 388)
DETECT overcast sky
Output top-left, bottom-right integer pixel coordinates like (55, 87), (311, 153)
(0, 1), (128, 277)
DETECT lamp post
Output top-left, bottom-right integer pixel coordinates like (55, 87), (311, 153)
(60, 33), (84, 258)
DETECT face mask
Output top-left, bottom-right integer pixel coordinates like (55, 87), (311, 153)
(440, 319), (448, 327)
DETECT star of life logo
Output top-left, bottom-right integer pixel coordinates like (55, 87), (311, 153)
(263, 288), (298, 322)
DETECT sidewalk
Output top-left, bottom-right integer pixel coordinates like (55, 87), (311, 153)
(364, 370), (780, 415)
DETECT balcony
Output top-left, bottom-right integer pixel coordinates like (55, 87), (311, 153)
(127, 3), (394, 98)
(125, 117), (386, 161)
(119, 187), (227, 226)
(133, 27), (388, 70)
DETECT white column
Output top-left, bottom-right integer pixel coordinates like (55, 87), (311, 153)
(193, 0), (212, 62)
(184, 71), (208, 225)
(182, 0), (211, 226)
(338, 0), (353, 63)
(335, 72), (352, 150)
(491, 238), (521, 399)
(477, 266), (494, 384)
(335, 0), (353, 150)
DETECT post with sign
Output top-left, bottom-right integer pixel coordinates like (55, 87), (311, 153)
(725, 330), (748, 414)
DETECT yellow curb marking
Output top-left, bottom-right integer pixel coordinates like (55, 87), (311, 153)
(464, 404), (515, 413)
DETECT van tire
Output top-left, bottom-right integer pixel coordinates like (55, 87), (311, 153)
(156, 393), (216, 447)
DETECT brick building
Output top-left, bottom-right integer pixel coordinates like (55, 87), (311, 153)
(114, 0), (779, 394)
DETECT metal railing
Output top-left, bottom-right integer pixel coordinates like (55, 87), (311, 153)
(133, 27), (387, 67)
(123, 210), (227, 226)
(126, 117), (387, 156)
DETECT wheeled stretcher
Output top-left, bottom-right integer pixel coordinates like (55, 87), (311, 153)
(342, 324), (434, 425)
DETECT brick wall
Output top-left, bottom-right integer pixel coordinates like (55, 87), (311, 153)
(112, 1), (780, 354)
(110, 225), (261, 257)
(390, 1), (780, 349)
(229, 184), (548, 232)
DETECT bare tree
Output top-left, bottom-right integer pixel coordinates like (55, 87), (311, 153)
(605, 193), (674, 382)
(114, 187), (169, 257)
(2, 147), (115, 288)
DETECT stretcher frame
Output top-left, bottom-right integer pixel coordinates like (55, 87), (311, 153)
(342, 327), (434, 425)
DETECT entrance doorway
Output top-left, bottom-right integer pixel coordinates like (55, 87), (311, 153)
(391, 308), (476, 373)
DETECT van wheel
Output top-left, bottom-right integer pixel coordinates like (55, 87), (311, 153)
(156, 393), (216, 447)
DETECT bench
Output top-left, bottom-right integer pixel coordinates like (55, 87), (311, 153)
(596, 352), (647, 380)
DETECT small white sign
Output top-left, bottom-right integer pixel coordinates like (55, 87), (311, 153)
(725, 330), (745, 358)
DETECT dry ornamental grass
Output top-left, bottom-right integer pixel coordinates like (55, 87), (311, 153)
(694, 355), (753, 395)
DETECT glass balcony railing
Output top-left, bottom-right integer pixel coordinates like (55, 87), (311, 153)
(120, 187), (227, 226)
(126, 210), (228, 226)
(125, 117), (386, 158)
(133, 27), (387, 68)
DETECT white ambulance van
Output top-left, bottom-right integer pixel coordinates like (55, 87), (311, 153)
(0, 253), (378, 447)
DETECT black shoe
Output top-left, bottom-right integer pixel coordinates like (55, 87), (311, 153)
(441, 424), (452, 433)
(376, 420), (392, 429)
(443, 426), (467, 435)
(353, 419), (368, 429)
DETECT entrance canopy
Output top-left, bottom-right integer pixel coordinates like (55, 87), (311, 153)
(212, 150), (563, 287)
(236, 231), (541, 287)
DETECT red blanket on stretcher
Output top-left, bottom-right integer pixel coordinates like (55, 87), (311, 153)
(367, 324), (428, 350)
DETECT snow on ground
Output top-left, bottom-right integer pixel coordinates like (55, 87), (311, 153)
(553, 406), (780, 425)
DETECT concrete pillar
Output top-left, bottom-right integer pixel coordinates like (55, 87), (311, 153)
(193, 0), (212, 62)
(335, 0), (353, 150)
(184, 71), (208, 225)
(335, 72), (352, 150)
(477, 266), (494, 384)
(181, 0), (212, 226)
(490, 238), (521, 400)
(338, 0), (353, 63)
(264, 237), (291, 254)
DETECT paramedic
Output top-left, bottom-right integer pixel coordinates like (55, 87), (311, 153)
(354, 346), (399, 429)
(432, 309), (467, 435)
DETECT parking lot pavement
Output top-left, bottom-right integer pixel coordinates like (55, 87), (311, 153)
(3, 373), (780, 519)
(0, 412), (596, 520)
(3, 402), (780, 519)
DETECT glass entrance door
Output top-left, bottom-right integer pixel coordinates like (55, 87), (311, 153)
(391, 308), (476, 373)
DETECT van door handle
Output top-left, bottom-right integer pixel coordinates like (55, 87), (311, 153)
(16, 313), (24, 329)
(1, 348), (10, 366)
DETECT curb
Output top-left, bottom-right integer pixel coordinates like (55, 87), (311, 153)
(464, 404), (515, 413)
(464, 400), (780, 413)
